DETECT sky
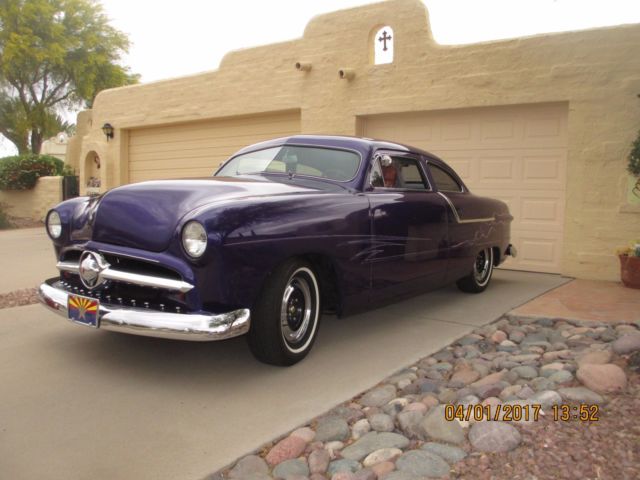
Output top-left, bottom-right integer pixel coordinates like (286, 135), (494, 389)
(2, 0), (640, 156)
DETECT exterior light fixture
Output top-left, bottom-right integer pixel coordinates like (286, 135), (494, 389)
(102, 123), (114, 140)
(295, 62), (312, 72)
(338, 68), (355, 81)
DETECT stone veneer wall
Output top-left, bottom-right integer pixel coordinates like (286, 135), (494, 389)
(67, 0), (640, 281)
(0, 176), (63, 221)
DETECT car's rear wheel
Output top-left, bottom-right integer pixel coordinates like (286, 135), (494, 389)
(247, 259), (321, 366)
(456, 247), (494, 293)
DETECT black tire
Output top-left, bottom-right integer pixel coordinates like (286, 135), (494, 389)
(247, 259), (321, 366)
(456, 247), (494, 293)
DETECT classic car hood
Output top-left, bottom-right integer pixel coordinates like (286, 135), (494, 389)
(91, 177), (316, 251)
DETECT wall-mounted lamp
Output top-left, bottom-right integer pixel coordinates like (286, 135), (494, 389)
(338, 68), (355, 81)
(295, 62), (312, 72)
(102, 123), (114, 141)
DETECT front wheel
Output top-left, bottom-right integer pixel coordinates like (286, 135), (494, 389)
(456, 247), (494, 293)
(247, 259), (321, 366)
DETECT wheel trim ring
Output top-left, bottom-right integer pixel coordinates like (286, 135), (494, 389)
(279, 267), (319, 354)
(473, 248), (493, 286)
(280, 278), (312, 343)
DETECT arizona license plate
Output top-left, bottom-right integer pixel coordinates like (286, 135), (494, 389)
(68, 293), (100, 328)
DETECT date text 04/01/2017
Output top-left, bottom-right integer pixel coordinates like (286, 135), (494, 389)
(444, 404), (600, 422)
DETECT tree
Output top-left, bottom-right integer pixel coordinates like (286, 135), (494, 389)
(0, 0), (139, 153)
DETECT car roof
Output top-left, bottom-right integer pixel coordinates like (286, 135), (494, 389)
(232, 134), (448, 166)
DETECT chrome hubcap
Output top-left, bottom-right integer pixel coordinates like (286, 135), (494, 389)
(473, 248), (492, 284)
(281, 274), (313, 345)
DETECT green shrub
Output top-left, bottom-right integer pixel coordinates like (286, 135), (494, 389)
(0, 154), (65, 190)
(630, 129), (640, 177)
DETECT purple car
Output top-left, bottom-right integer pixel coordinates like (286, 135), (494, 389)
(39, 135), (516, 365)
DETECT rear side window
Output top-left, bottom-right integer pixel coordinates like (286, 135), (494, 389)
(429, 164), (462, 192)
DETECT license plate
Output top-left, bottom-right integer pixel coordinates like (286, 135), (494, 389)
(68, 293), (100, 328)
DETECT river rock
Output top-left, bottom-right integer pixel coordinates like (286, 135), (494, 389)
(529, 390), (563, 408)
(470, 370), (507, 388)
(369, 413), (394, 432)
(396, 410), (424, 439)
(612, 333), (640, 354)
(577, 350), (612, 366)
(370, 462), (395, 478)
(341, 432), (410, 461)
(352, 419), (371, 440)
(468, 422), (522, 452)
(327, 459), (362, 476)
(360, 386), (397, 407)
(420, 405), (465, 444)
(395, 450), (449, 478)
(309, 449), (331, 474)
(558, 387), (605, 404)
(420, 442), (467, 464)
(266, 435), (308, 466)
(548, 370), (573, 384)
(362, 448), (403, 467)
(316, 416), (350, 442)
(576, 363), (627, 393)
(511, 366), (538, 379)
(229, 455), (270, 479)
(273, 459), (310, 479)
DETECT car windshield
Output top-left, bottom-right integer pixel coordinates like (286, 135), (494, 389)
(216, 146), (361, 182)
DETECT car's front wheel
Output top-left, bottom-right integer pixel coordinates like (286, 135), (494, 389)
(247, 259), (321, 366)
(456, 247), (494, 293)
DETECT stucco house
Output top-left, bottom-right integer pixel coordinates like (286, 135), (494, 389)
(65, 0), (640, 281)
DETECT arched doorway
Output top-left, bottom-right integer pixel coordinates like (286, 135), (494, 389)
(84, 151), (101, 196)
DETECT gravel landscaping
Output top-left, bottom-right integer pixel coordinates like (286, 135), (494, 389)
(213, 315), (640, 480)
(0, 288), (39, 309)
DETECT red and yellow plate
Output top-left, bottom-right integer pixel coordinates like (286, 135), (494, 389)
(68, 294), (99, 328)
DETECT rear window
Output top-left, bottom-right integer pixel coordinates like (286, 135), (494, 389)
(429, 164), (462, 192)
(216, 146), (361, 182)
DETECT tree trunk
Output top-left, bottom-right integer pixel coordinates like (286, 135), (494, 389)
(30, 129), (43, 154)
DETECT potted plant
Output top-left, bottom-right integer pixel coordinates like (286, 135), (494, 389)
(617, 243), (640, 289)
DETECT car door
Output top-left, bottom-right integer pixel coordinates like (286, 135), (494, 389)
(365, 151), (449, 301)
(425, 160), (493, 283)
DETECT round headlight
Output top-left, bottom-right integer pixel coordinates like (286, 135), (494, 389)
(182, 221), (207, 258)
(47, 210), (62, 239)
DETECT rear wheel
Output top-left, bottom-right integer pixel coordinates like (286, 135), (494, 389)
(247, 259), (321, 366)
(456, 247), (494, 293)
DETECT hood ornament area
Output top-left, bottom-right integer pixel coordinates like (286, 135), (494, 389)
(78, 251), (110, 290)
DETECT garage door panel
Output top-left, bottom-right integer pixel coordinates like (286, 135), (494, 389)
(129, 114), (299, 146)
(478, 155), (518, 182)
(129, 121), (299, 148)
(128, 111), (300, 182)
(362, 103), (568, 274)
(509, 231), (562, 273)
(522, 151), (566, 190)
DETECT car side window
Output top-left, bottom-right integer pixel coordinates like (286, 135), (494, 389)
(370, 155), (429, 190)
(429, 164), (463, 192)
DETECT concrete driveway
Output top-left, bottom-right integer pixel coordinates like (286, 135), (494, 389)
(0, 227), (57, 294)
(0, 270), (568, 480)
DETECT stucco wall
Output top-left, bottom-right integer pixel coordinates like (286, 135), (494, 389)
(0, 176), (63, 221)
(68, 0), (640, 281)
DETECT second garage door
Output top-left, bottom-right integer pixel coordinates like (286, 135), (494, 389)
(128, 110), (301, 183)
(361, 103), (568, 273)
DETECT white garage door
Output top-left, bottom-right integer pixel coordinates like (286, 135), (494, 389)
(362, 103), (568, 273)
(128, 110), (301, 183)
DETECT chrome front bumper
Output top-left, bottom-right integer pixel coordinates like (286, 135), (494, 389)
(38, 279), (251, 342)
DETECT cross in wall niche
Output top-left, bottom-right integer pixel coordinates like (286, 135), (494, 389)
(378, 30), (392, 51)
